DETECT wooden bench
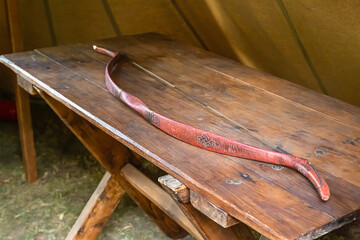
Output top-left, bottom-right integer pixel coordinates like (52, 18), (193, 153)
(1, 33), (359, 240)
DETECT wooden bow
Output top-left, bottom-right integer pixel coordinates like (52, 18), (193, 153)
(93, 45), (330, 201)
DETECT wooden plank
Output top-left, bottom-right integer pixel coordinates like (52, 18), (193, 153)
(66, 172), (125, 240)
(190, 190), (239, 228)
(116, 36), (360, 150)
(131, 33), (360, 127)
(1, 34), (359, 239)
(159, 174), (255, 240)
(14, 82), (37, 183)
(158, 175), (242, 229)
(17, 75), (36, 95)
(119, 164), (202, 240)
(158, 175), (190, 203)
(72, 35), (360, 171)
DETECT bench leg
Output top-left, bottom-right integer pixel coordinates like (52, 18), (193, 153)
(15, 84), (38, 183)
(66, 172), (125, 240)
(37, 90), (190, 239)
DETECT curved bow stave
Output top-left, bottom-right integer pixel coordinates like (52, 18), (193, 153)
(93, 45), (330, 201)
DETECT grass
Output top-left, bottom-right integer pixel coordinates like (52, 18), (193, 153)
(0, 96), (357, 239)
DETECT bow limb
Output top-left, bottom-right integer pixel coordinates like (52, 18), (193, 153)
(93, 46), (330, 201)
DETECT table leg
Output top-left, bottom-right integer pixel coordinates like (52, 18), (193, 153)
(15, 84), (38, 183)
(66, 172), (125, 240)
(37, 90), (190, 239)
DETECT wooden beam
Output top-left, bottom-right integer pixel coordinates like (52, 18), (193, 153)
(120, 164), (203, 240)
(190, 190), (239, 228)
(160, 175), (240, 228)
(158, 175), (190, 203)
(160, 175), (255, 240)
(17, 76), (36, 95)
(66, 172), (125, 240)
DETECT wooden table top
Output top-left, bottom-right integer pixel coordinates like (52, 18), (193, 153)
(1, 33), (359, 240)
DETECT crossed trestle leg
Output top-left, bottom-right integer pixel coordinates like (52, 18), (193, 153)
(38, 90), (190, 239)
(38, 90), (256, 240)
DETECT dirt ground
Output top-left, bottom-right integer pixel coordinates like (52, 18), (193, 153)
(0, 95), (357, 239)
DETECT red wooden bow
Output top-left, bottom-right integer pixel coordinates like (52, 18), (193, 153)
(94, 45), (330, 201)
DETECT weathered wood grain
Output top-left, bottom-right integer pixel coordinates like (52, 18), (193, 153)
(159, 175), (240, 229)
(1, 33), (359, 239)
(66, 172), (125, 240)
(190, 190), (239, 228)
(17, 75), (36, 95)
(158, 175), (190, 203)
(133, 33), (360, 127)
(14, 82), (37, 183)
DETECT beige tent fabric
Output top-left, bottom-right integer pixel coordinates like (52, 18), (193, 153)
(200, 0), (324, 91)
(283, 0), (360, 107)
(0, 0), (359, 107)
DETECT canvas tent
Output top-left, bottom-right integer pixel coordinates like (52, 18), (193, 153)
(1, 0), (359, 106)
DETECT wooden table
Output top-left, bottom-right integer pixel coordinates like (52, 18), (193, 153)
(1, 33), (359, 240)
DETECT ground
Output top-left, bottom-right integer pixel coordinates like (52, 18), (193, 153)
(0, 95), (356, 239)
